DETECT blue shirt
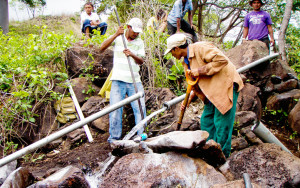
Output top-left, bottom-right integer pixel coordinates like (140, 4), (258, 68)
(167, 0), (193, 27)
(184, 47), (190, 69)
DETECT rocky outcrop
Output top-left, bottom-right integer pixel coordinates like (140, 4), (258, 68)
(28, 166), (90, 188)
(100, 152), (227, 188)
(219, 143), (300, 187)
(1, 167), (34, 188)
(111, 131), (226, 167)
(66, 45), (113, 87)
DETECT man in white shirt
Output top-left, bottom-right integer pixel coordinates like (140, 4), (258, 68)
(100, 18), (146, 143)
(81, 2), (107, 37)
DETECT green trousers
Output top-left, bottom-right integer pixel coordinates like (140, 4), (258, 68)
(200, 87), (239, 158)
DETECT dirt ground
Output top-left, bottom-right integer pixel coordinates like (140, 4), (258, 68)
(20, 132), (112, 179)
(17, 125), (299, 181)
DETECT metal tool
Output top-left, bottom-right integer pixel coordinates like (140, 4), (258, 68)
(177, 72), (199, 130)
(113, 8), (145, 121)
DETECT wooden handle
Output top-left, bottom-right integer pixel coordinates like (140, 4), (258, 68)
(177, 84), (193, 130)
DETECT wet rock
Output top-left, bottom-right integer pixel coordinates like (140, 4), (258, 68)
(266, 89), (300, 113)
(100, 152), (227, 187)
(66, 45), (113, 87)
(188, 139), (226, 167)
(289, 101), (300, 133)
(111, 131), (226, 167)
(29, 166), (89, 188)
(111, 130), (208, 154)
(1, 167), (34, 188)
(145, 130), (209, 153)
(0, 160), (17, 186)
(219, 143), (300, 187)
(211, 179), (261, 188)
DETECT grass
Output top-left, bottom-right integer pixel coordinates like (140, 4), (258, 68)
(9, 14), (82, 38)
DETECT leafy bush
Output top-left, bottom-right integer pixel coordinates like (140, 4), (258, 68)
(0, 27), (75, 155)
(286, 25), (300, 79)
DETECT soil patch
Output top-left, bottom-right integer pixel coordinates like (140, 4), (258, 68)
(20, 133), (112, 178)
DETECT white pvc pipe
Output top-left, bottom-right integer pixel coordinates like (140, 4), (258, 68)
(251, 122), (292, 155)
(0, 92), (144, 167)
(67, 81), (93, 142)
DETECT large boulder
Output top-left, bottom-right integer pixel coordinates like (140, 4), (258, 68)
(1, 167), (34, 188)
(0, 160), (17, 186)
(219, 143), (300, 187)
(65, 44), (113, 87)
(226, 40), (269, 69)
(100, 152), (227, 187)
(28, 166), (89, 188)
(111, 131), (226, 167)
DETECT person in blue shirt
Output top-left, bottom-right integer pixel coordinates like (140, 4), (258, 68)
(167, 0), (197, 42)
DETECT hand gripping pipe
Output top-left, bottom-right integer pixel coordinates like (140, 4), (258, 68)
(0, 92), (144, 167)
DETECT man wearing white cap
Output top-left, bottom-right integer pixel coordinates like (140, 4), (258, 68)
(165, 34), (244, 158)
(100, 18), (146, 143)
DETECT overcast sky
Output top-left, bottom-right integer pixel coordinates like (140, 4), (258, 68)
(9, 0), (85, 21)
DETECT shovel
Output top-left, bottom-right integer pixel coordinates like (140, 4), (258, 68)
(177, 72), (199, 130)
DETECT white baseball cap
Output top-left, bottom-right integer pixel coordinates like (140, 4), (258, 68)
(164, 34), (187, 55)
(127, 18), (143, 33)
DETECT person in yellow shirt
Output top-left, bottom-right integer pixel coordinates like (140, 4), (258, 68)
(146, 9), (168, 34)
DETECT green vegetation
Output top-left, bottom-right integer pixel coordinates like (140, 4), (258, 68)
(286, 25), (300, 79)
(1, 0), (299, 157)
(0, 26), (75, 155)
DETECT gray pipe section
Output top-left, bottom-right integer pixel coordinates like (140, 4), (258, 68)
(0, 92), (144, 167)
(123, 107), (167, 140)
(243, 173), (252, 188)
(237, 53), (279, 73)
(251, 122), (292, 154)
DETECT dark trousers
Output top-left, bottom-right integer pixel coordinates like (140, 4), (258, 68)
(82, 19), (108, 35)
(167, 19), (197, 42)
(259, 37), (270, 51)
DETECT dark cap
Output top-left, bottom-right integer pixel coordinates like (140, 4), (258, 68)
(249, 0), (265, 6)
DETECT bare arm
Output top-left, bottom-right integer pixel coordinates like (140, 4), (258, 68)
(176, 18), (181, 33)
(188, 10), (193, 28)
(243, 27), (248, 39)
(123, 49), (144, 65)
(100, 26), (124, 51)
(267, 25), (275, 46)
